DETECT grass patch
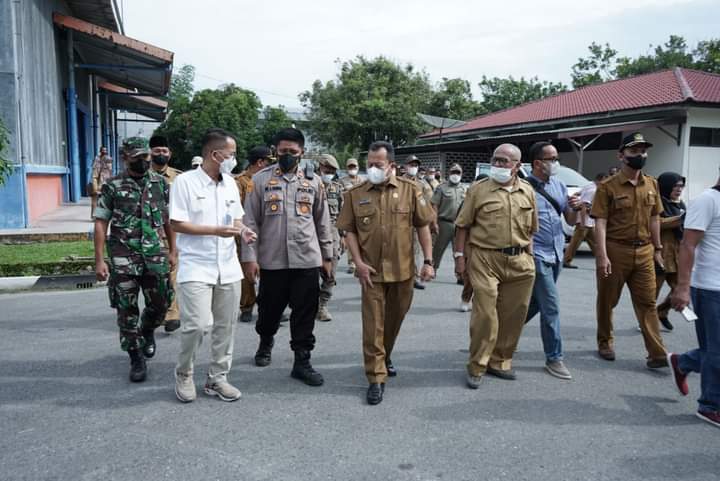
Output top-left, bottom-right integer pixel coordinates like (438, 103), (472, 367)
(0, 240), (95, 265)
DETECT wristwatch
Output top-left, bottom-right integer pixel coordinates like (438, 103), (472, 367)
(654, 245), (663, 251)
(423, 259), (433, 266)
(453, 251), (464, 259)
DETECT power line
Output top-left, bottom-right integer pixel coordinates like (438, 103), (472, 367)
(193, 72), (301, 102)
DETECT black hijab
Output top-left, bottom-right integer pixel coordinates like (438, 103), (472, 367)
(657, 172), (686, 239)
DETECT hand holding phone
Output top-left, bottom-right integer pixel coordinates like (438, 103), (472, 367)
(680, 306), (698, 322)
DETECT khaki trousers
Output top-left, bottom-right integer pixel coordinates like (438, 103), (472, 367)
(595, 242), (666, 360)
(563, 225), (596, 264)
(361, 278), (415, 383)
(466, 248), (535, 376)
(164, 265), (180, 321)
(656, 271), (678, 321)
(176, 279), (241, 383)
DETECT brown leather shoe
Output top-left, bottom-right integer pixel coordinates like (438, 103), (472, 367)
(598, 348), (616, 361)
(646, 357), (669, 369)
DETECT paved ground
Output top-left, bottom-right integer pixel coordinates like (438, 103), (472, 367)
(0, 198), (92, 236)
(1, 251), (718, 481)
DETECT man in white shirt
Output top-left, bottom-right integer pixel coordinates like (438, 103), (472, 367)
(170, 128), (257, 403)
(669, 171), (720, 429)
(563, 172), (607, 268)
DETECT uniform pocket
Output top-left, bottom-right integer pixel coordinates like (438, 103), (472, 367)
(645, 191), (656, 206)
(392, 204), (411, 228)
(264, 191), (284, 216)
(295, 192), (314, 217)
(356, 205), (377, 230)
(613, 195), (632, 209)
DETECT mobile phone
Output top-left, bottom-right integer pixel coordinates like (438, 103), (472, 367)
(680, 306), (698, 322)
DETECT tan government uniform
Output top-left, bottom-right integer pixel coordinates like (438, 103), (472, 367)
(235, 170), (257, 314)
(336, 175), (434, 383)
(341, 174), (364, 271)
(455, 177), (538, 376)
(156, 164), (182, 323)
(431, 181), (467, 271)
(590, 171), (666, 360)
(655, 212), (682, 320)
(403, 174), (434, 280)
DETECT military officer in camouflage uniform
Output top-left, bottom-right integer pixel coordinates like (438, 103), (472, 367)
(149, 135), (183, 333)
(431, 163), (467, 283)
(317, 154), (345, 322)
(403, 155), (434, 289)
(94, 137), (176, 383)
(341, 158), (363, 274)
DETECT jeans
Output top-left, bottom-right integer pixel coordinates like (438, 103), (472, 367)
(525, 257), (563, 362)
(678, 287), (720, 413)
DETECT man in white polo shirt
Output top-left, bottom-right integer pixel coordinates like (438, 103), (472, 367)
(170, 128), (257, 403)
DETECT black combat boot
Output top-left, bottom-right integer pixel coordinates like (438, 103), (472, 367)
(128, 349), (147, 383)
(291, 350), (324, 386)
(141, 328), (156, 358)
(254, 336), (274, 367)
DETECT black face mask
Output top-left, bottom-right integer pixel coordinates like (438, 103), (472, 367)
(278, 153), (300, 173)
(128, 158), (149, 175)
(151, 154), (169, 166)
(625, 154), (647, 170)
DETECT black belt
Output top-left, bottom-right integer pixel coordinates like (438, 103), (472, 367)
(438, 217), (455, 223)
(609, 239), (650, 247)
(494, 246), (525, 256)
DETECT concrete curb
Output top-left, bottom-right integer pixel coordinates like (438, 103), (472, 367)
(0, 273), (104, 292)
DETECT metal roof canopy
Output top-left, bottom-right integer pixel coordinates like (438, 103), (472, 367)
(53, 12), (174, 96)
(98, 81), (168, 121)
(65, 0), (122, 33)
(396, 115), (686, 154)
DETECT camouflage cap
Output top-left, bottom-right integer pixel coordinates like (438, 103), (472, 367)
(449, 163), (462, 173)
(122, 136), (150, 157)
(346, 157), (359, 168)
(318, 153), (340, 170)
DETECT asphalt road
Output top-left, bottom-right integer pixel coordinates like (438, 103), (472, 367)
(1, 251), (718, 481)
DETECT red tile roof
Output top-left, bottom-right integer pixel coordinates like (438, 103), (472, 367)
(422, 68), (720, 138)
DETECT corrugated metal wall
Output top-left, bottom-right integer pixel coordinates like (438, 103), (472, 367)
(16, 0), (71, 168)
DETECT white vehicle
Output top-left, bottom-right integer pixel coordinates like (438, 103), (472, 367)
(475, 162), (591, 240)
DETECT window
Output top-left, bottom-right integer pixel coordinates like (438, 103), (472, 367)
(690, 127), (720, 147)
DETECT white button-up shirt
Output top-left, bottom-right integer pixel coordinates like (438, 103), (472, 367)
(170, 167), (244, 285)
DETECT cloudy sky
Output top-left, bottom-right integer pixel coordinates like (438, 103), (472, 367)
(122, 0), (719, 110)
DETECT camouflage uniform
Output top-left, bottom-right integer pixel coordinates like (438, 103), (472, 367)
(402, 155), (434, 287)
(95, 139), (173, 352)
(318, 155), (345, 318)
(341, 158), (363, 273)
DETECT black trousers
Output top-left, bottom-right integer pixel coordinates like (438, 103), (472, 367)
(256, 268), (319, 351)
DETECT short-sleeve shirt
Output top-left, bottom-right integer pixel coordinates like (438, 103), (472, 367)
(170, 167), (244, 285)
(590, 170), (662, 243)
(336, 175), (434, 283)
(455, 178), (538, 250)
(431, 182), (467, 222)
(527, 174), (568, 264)
(684, 188), (720, 291)
(95, 171), (169, 276)
(578, 182), (597, 228)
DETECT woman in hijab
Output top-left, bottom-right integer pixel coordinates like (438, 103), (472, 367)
(655, 172), (687, 331)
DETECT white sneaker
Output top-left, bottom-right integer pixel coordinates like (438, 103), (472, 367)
(204, 380), (242, 402)
(459, 302), (471, 312)
(175, 370), (196, 403)
(545, 360), (572, 380)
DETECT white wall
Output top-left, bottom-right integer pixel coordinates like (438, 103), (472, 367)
(686, 107), (720, 200)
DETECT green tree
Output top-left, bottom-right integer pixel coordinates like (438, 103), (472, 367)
(299, 55), (434, 151)
(0, 117), (11, 186)
(477, 76), (567, 113)
(168, 64), (196, 109)
(426, 77), (485, 120)
(155, 84), (263, 170)
(692, 38), (720, 73)
(259, 106), (293, 146)
(571, 42), (618, 88)
(616, 35), (695, 78)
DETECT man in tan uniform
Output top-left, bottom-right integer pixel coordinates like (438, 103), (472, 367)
(337, 141), (435, 405)
(454, 143), (538, 389)
(235, 146), (271, 323)
(149, 135), (183, 333)
(341, 158), (364, 274)
(431, 163), (467, 283)
(403, 155), (434, 290)
(591, 132), (668, 368)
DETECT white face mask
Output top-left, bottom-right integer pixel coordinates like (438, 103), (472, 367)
(348, 168), (359, 176)
(367, 166), (387, 185)
(322, 174), (334, 183)
(217, 153), (237, 175)
(546, 161), (559, 176)
(489, 166), (513, 184)
(407, 166), (419, 177)
(449, 174), (462, 184)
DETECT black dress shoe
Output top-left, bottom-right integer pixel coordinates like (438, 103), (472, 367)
(456, 278), (464, 285)
(366, 383), (385, 405)
(562, 263), (578, 269)
(386, 359), (397, 377)
(486, 366), (516, 380)
(414, 281), (425, 290)
(141, 329), (156, 358)
(164, 319), (180, 333)
(659, 316), (674, 331)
